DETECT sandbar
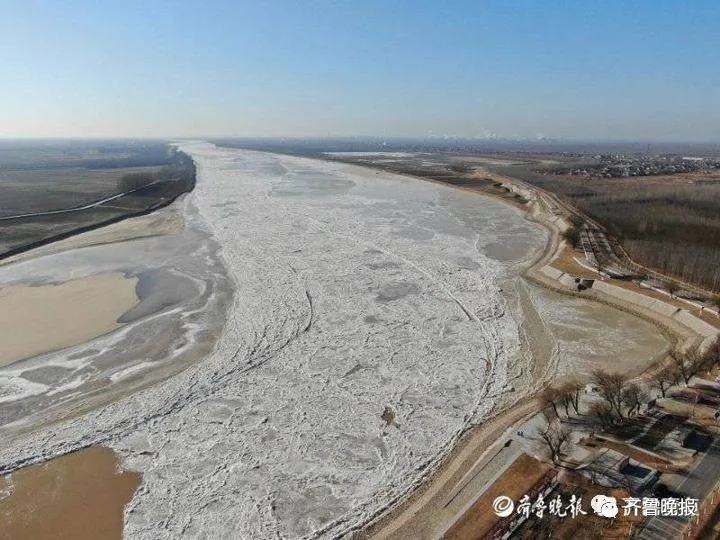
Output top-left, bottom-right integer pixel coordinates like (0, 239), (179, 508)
(0, 201), (185, 268)
(0, 272), (139, 367)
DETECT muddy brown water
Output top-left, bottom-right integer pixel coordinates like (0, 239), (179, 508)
(0, 446), (140, 540)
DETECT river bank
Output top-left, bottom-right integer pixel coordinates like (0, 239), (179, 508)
(0, 145), (705, 539)
(0, 146), (196, 263)
(3, 145), (627, 538)
(0, 195), (232, 435)
(342, 160), (718, 539)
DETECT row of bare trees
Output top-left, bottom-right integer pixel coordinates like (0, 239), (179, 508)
(540, 380), (583, 419)
(652, 338), (720, 397)
(590, 338), (720, 427)
(520, 165), (720, 293)
(538, 373), (640, 459)
(624, 239), (720, 293)
(535, 336), (720, 461)
(541, 372), (646, 426)
(587, 371), (649, 429)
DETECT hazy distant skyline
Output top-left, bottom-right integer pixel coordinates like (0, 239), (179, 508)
(2, 0), (719, 141)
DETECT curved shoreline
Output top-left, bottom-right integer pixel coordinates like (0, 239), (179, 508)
(0, 147), (715, 539)
(2, 146), (537, 539)
(0, 190), (233, 439)
(0, 150), (196, 266)
(344, 162), (717, 539)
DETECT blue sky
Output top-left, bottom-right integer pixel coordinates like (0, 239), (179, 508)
(1, 0), (719, 140)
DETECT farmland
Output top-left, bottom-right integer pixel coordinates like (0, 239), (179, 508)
(0, 140), (195, 257)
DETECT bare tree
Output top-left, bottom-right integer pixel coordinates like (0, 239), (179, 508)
(568, 213), (585, 229)
(566, 379), (584, 414)
(622, 383), (647, 416)
(593, 370), (628, 419)
(589, 401), (615, 429)
(555, 381), (583, 416)
(541, 387), (561, 419)
(670, 350), (690, 385)
(699, 344), (717, 373)
(562, 226), (581, 249)
(539, 420), (572, 463)
(541, 404), (558, 425)
(652, 365), (680, 398)
(671, 347), (703, 385)
(568, 380), (585, 414)
(557, 384), (574, 417)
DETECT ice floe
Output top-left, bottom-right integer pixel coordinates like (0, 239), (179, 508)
(2, 144), (550, 538)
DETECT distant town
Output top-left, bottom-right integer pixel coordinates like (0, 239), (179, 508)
(547, 154), (720, 179)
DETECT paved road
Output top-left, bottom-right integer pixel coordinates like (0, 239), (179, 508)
(638, 437), (720, 539)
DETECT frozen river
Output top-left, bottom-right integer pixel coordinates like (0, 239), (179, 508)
(0, 144), (667, 538)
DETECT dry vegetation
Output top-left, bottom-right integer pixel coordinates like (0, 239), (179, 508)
(443, 453), (551, 540)
(515, 475), (643, 539)
(513, 167), (720, 292)
(0, 143), (195, 258)
(319, 145), (720, 293)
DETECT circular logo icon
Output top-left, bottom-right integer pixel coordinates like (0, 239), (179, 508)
(492, 495), (515, 517)
(590, 495), (618, 518)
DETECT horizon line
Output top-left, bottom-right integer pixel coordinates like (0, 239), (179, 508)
(1, 135), (719, 146)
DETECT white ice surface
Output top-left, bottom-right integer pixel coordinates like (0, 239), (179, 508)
(0, 145), (545, 539)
